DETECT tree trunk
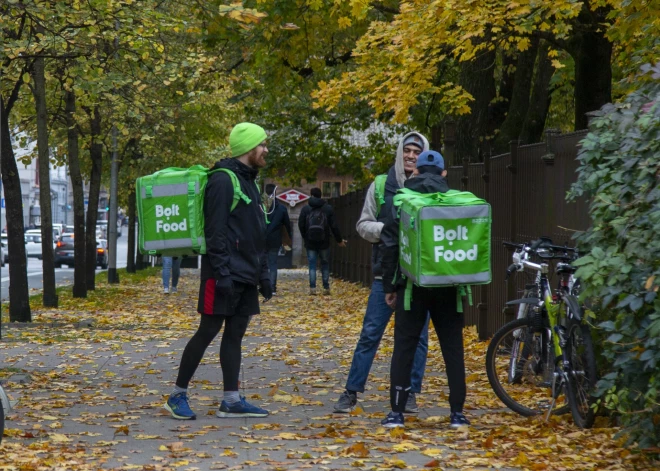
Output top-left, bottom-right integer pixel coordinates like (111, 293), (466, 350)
(1, 96), (31, 322)
(126, 187), (136, 273)
(569, 6), (613, 131)
(455, 47), (497, 164)
(494, 37), (538, 152)
(85, 106), (103, 290)
(490, 51), (517, 134)
(519, 40), (554, 144)
(65, 89), (86, 297)
(31, 54), (57, 307)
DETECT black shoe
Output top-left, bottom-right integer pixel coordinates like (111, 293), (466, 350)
(333, 390), (358, 413)
(381, 411), (405, 428)
(404, 392), (419, 413)
(450, 412), (471, 428)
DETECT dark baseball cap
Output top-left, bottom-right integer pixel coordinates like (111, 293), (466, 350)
(402, 133), (424, 149)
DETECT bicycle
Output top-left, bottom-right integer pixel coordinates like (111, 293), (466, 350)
(486, 238), (597, 428)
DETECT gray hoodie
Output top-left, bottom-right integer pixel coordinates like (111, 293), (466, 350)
(356, 131), (430, 276)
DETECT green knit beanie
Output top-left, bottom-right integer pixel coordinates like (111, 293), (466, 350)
(229, 122), (267, 157)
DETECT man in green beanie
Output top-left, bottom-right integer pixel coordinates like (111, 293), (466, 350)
(165, 122), (272, 420)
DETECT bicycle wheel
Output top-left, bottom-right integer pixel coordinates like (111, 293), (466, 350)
(565, 319), (597, 428)
(487, 317), (569, 416)
(508, 287), (537, 383)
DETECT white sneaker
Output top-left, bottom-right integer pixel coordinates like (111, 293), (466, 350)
(171, 286), (178, 293)
(164, 287), (169, 294)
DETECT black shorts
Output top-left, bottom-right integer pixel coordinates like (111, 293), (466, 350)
(197, 280), (260, 316)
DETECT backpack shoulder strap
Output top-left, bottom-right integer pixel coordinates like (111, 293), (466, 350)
(373, 174), (387, 217)
(208, 168), (251, 211)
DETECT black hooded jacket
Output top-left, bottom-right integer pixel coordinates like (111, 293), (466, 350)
(265, 201), (292, 250)
(200, 158), (269, 286)
(380, 171), (451, 293)
(298, 196), (343, 250)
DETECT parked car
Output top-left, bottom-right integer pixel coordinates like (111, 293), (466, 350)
(54, 235), (75, 268)
(0, 234), (7, 264)
(97, 239), (109, 269)
(25, 233), (43, 259)
(1, 234), (28, 265)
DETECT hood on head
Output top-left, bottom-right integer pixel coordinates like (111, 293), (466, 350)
(394, 131), (429, 188)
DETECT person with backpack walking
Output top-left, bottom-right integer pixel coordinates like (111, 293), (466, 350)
(264, 183), (292, 295)
(334, 132), (431, 414)
(298, 187), (346, 295)
(164, 122), (273, 421)
(379, 150), (469, 429)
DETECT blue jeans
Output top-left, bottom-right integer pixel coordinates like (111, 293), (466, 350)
(267, 248), (279, 290)
(306, 248), (329, 289)
(162, 256), (181, 289)
(345, 280), (429, 393)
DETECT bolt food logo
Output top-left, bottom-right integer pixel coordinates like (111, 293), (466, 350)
(433, 224), (478, 262)
(400, 231), (412, 265)
(155, 204), (187, 233)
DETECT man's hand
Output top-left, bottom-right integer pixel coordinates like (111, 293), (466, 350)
(385, 292), (397, 309)
(259, 279), (273, 302)
(215, 277), (234, 298)
(338, 239), (348, 248)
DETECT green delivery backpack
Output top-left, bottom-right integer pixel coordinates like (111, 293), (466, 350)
(393, 189), (492, 311)
(136, 165), (249, 256)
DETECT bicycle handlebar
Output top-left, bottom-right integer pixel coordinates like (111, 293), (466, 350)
(502, 240), (578, 254)
(503, 239), (577, 277)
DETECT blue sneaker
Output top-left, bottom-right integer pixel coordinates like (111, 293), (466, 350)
(450, 412), (471, 428)
(217, 397), (269, 418)
(164, 392), (196, 420)
(381, 411), (405, 428)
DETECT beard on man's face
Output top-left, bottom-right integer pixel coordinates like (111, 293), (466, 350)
(247, 148), (267, 168)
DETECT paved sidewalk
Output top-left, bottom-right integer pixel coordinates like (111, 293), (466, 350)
(0, 270), (644, 470)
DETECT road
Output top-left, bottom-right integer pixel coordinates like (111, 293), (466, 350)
(0, 237), (129, 302)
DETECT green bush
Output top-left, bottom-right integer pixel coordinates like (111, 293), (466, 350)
(570, 63), (660, 449)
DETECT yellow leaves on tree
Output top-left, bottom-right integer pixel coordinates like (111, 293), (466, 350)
(313, 0), (660, 122)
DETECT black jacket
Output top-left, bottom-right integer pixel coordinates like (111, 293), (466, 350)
(200, 158), (269, 286)
(371, 165), (399, 277)
(381, 172), (450, 293)
(265, 201), (292, 250)
(298, 197), (343, 250)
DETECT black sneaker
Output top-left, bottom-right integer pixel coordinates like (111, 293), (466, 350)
(381, 411), (405, 428)
(404, 392), (419, 413)
(333, 391), (358, 413)
(450, 412), (471, 428)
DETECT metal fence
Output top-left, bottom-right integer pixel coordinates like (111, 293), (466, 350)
(329, 131), (590, 339)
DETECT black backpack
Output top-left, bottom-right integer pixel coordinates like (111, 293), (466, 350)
(306, 207), (328, 242)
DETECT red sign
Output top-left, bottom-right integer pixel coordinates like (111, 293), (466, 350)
(276, 189), (310, 207)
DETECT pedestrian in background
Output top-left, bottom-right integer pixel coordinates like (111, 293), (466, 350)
(264, 183), (292, 296)
(162, 256), (181, 294)
(298, 187), (345, 295)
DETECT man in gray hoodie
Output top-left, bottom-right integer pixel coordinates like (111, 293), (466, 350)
(334, 132), (431, 413)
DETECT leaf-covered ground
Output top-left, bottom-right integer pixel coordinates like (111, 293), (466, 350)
(0, 269), (654, 470)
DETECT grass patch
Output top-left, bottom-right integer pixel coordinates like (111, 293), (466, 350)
(1, 267), (160, 321)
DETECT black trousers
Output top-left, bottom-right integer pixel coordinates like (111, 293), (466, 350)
(175, 313), (250, 391)
(390, 284), (466, 413)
